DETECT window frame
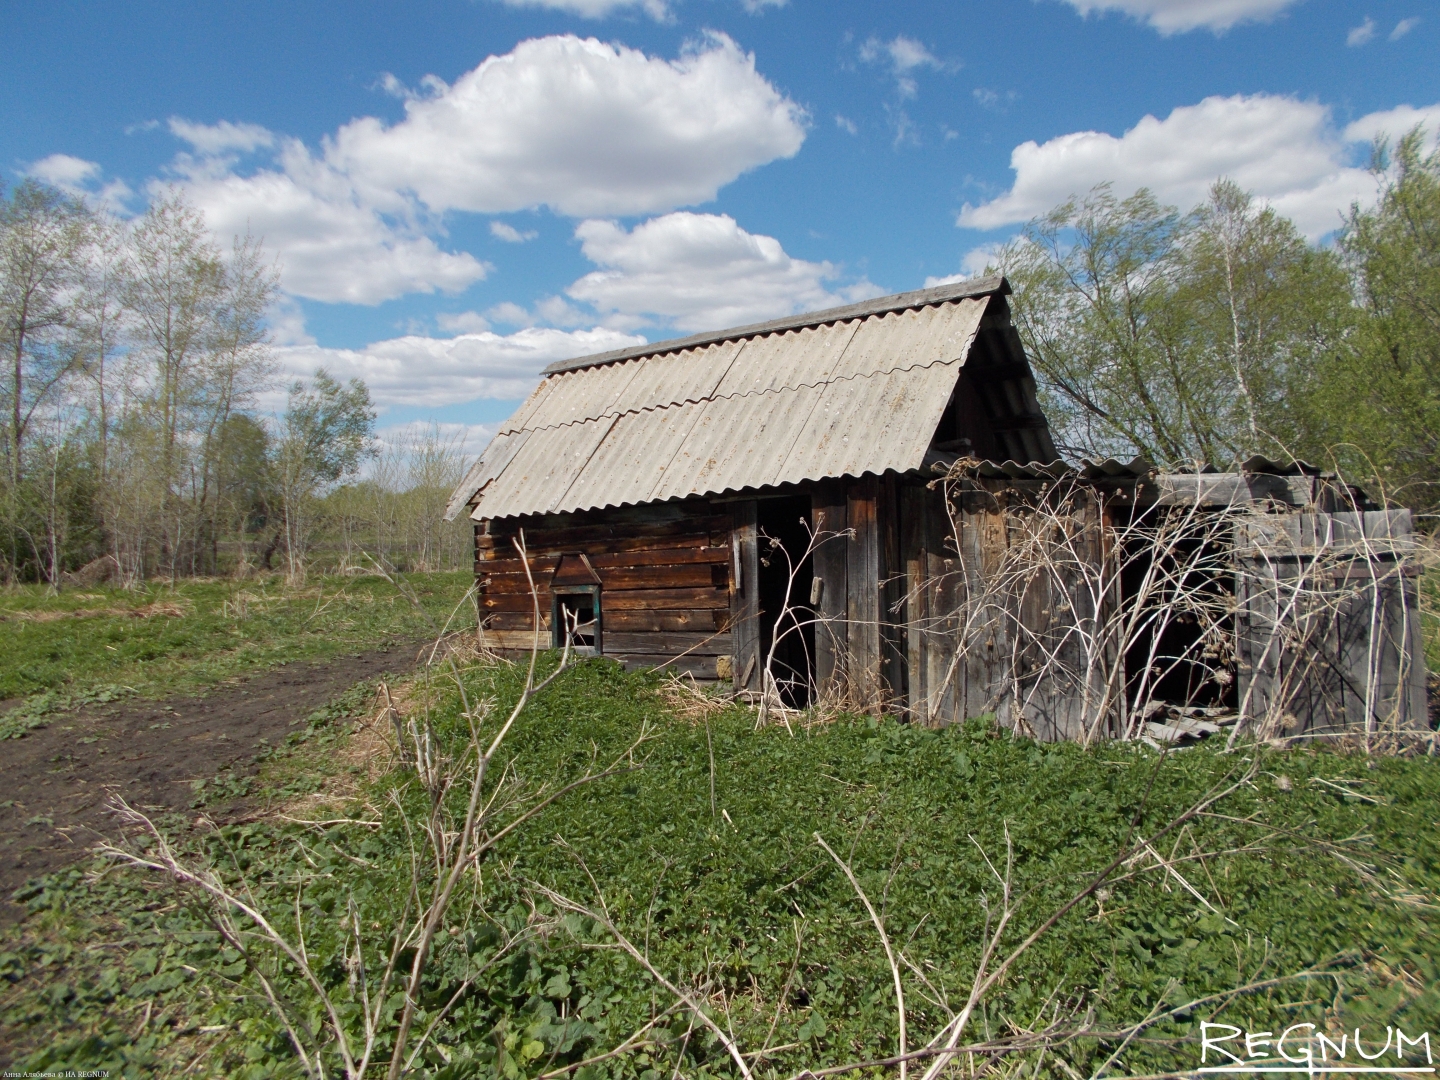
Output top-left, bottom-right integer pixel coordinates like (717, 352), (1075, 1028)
(551, 584), (602, 656)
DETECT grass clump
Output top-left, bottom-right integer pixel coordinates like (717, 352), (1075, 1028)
(3, 657), (1438, 1077)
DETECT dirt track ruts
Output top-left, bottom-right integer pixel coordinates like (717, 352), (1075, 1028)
(0, 640), (426, 925)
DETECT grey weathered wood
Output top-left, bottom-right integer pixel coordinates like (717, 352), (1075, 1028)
(1236, 508), (1426, 743)
(879, 475), (906, 711)
(730, 501), (761, 692)
(606, 632), (733, 656)
(901, 483), (928, 722)
(926, 486), (962, 725)
(1153, 473), (1314, 509)
(812, 484), (849, 701)
(613, 653), (722, 679)
(847, 476), (882, 711)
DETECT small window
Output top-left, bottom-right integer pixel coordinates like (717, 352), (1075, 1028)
(552, 585), (601, 655)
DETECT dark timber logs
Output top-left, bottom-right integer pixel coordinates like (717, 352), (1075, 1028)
(475, 499), (733, 678)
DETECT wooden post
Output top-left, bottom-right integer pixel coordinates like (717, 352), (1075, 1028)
(847, 476), (882, 712)
(879, 475), (906, 712)
(812, 483), (849, 701)
(730, 501), (761, 693)
(901, 483), (928, 722)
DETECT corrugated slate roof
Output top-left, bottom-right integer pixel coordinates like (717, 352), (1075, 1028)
(445, 277), (1057, 521)
(538, 274), (1010, 376)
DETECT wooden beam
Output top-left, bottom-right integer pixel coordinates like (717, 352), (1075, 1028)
(812, 483), (849, 701)
(730, 501), (761, 692)
(847, 476), (882, 712)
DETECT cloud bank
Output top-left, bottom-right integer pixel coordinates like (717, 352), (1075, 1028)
(959, 94), (1440, 239)
(160, 33), (805, 305)
(275, 326), (645, 409)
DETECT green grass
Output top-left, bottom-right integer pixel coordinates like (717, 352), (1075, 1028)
(0, 570), (474, 735)
(4, 658), (1438, 1077)
(1422, 562), (1440, 672)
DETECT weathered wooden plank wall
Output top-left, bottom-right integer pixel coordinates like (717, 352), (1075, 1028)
(846, 476), (884, 711)
(475, 498), (733, 678)
(812, 483), (849, 700)
(899, 481), (963, 725)
(729, 500), (761, 692)
(1236, 508), (1426, 742)
(879, 476), (906, 711)
(918, 480), (1113, 739)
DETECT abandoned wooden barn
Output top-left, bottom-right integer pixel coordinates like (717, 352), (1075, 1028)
(447, 276), (1427, 744)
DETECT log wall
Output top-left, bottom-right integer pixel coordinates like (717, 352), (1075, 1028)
(475, 498), (734, 679)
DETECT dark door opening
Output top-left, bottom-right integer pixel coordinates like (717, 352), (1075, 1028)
(1116, 508), (1237, 713)
(756, 495), (816, 707)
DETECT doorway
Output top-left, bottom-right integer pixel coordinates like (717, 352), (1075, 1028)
(1115, 507), (1237, 713)
(756, 495), (816, 707)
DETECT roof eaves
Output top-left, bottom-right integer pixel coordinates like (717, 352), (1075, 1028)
(541, 275), (1010, 377)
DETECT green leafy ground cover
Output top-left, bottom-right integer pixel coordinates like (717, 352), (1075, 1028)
(0, 570), (473, 737)
(3, 658), (1437, 1077)
(1421, 562), (1440, 672)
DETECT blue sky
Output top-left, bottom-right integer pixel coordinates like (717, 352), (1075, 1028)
(5, 0), (1437, 448)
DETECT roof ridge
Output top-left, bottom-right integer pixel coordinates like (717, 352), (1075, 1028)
(540, 275), (1008, 376)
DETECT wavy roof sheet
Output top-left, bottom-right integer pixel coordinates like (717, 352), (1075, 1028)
(446, 278), (1056, 521)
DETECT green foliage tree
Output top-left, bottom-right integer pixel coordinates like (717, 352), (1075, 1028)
(0, 182), (93, 581)
(0, 180), (468, 586)
(121, 193), (277, 578)
(209, 412), (274, 571)
(276, 368), (376, 583)
(1321, 128), (1440, 508)
(0, 181), (91, 489)
(1003, 180), (1352, 465)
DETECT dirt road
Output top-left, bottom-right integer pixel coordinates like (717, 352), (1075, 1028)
(0, 641), (425, 925)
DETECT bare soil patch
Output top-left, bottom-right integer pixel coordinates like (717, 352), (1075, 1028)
(0, 640), (426, 925)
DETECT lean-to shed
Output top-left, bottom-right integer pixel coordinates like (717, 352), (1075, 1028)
(448, 276), (1427, 745)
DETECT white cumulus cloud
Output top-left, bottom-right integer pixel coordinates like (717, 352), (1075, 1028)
(26, 154), (134, 212)
(1057, 0), (1301, 34)
(1344, 103), (1440, 153)
(156, 34), (802, 305)
(565, 212), (880, 332)
(957, 94), (1433, 240)
(171, 137), (491, 305)
(373, 420), (497, 460)
(1347, 17), (1377, 45)
(168, 118), (276, 155)
(860, 34), (946, 98)
(495, 0), (670, 19)
(435, 311), (492, 334)
(493, 0), (784, 16)
(275, 325), (645, 408)
(27, 153), (101, 188)
(924, 244), (1005, 287)
(490, 221), (538, 243)
(329, 33), (806, 218)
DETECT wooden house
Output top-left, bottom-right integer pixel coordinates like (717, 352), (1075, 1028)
(447, 277), (1427, 744)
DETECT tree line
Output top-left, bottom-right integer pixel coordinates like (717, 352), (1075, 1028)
(0, 185), (470, 587)
(999, 127), (1440, 511)
(4, 127), (1435, 587)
